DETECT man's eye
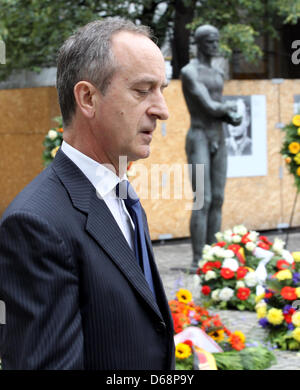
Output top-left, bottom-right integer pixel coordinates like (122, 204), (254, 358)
(136, 90), (149, 96)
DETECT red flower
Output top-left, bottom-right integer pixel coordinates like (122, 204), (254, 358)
(213, 261), (222, 269)
(236, 267), (248, 280)
(258, 242), (270, 250)
(281, 287), (298, 301)
(202, 262), (214, 274)
(264, 291), (274, 299)
(236, 287), (251, 301)
(183, 339), (193, 347)
(227, 244), (241, 254)
(229, 334), (245, 351)
(259, 235), (273, 246)
(241, 233), (251, 244)
(223, 327), (231, 336)
(284, 314), (293, 323)
(201, 285), (211, 295)
(212, 315), (222, 327)
(276, 259), (291, 270)
(172, 312), (190, 334)
(196, 267), (202, 275)
(220, 268), (235, 279)
(215, 241), (227, 247)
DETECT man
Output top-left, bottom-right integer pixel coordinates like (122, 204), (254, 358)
(181, 25), (241, 270)
(0, 17), (175, 369)
(226, 98), (252, 156)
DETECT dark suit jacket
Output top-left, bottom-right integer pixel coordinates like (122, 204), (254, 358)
(0, 149), (175, 369)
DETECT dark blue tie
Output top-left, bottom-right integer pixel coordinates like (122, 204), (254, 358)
(116, 180), (156, 299)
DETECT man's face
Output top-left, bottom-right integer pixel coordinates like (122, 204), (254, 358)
(93, 31), (169, 168)
(198, 33), (219, 57)
(228, 99), (249, 138)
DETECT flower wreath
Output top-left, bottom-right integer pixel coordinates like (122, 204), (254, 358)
(195, 225), (288, 311)
(170, 289), (276, 370)
(280, 114), (300, 192)
(256, 252), (300, 351)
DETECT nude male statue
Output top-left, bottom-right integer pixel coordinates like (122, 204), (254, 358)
(181, 25), (241, 270)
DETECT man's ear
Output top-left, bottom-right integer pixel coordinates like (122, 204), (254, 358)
(73, 81), (98, 119)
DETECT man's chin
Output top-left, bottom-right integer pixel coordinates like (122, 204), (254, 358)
(130, 147), (151, 161)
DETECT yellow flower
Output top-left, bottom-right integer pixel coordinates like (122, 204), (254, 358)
(294, 153), (300, 165)
(175, 343), (192, 359)
(255, 293), (265, 303)
(292, 115), (300, 127)
(296, 287), (300, 298)
(292, 327), (300, 343)
(176, 289), (193, 304)
(208, 329), (225, 342)
(245, 267), (255, 273)
(297, 167), (300, 176)
(50, 145), (60, 158)
(288, 142), (300, 155)
(276, 269), (293, 281)
(293, 252), (300, 262)
(232, 330), (246, 343)
(267, 308), (284, 325)
(256, 305), (267, 319)
(292, 312), (300, 327)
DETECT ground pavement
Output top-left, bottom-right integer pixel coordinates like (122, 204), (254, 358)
(152, 229), (300, 370)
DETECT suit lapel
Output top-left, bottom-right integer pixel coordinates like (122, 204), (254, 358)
(52, 149), (163, 321)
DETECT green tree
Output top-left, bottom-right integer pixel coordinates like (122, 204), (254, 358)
(0, 0), (300, 80)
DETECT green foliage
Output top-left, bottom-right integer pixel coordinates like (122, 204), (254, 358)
(175, 354), (194, 370)
(1, 0), (300, 80)
(175, 345), (276, 370)
(213, 345), (276, 370)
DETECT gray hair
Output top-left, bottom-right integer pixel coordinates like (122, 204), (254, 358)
(56, 17), (152, 127)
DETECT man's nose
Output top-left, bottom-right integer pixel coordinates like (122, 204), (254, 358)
(148, 92), (169, 121)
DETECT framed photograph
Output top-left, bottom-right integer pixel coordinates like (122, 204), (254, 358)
(222, 95), (267, 178)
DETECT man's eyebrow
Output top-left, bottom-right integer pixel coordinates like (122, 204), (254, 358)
(131, 77), (169, 88)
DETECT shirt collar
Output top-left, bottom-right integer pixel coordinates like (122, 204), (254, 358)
(61, 140), (127, 198)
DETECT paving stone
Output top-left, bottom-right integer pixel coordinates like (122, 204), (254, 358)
(153, 230), (300, 370)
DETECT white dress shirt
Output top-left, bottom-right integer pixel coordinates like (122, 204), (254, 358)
(61, 141), (134, 250)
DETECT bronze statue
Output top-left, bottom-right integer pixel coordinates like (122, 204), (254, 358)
(181, 25), (241, 270)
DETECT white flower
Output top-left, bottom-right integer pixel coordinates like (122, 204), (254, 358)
(205, 270), (217, 281)
(255, 301), (267, 310)
(211, 289), (220, 301)
(272, 238), (285, 255)
(236, 281), (245, 288)
(219, 287), (234, 302)
(233, 225), (248, 236)
(248, 231), (259, 242)
(222, 258), (239, 271)
(198, 260), (207, 268)
(203, 253), (214, 261)
(48, 129), (58, 140)
(224, 229), (233, 236)
(223, 233), (233, 243)
(211, 246), (225, 258)
(232, 234), (242, 243)
(215, 232), (223, 242)
(245, 241), (256, 252)
(223, 249), (235, 258)
(244, 272), (258, 287)
(202, 244), (212, 254)
(193, 275), (201, 288)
